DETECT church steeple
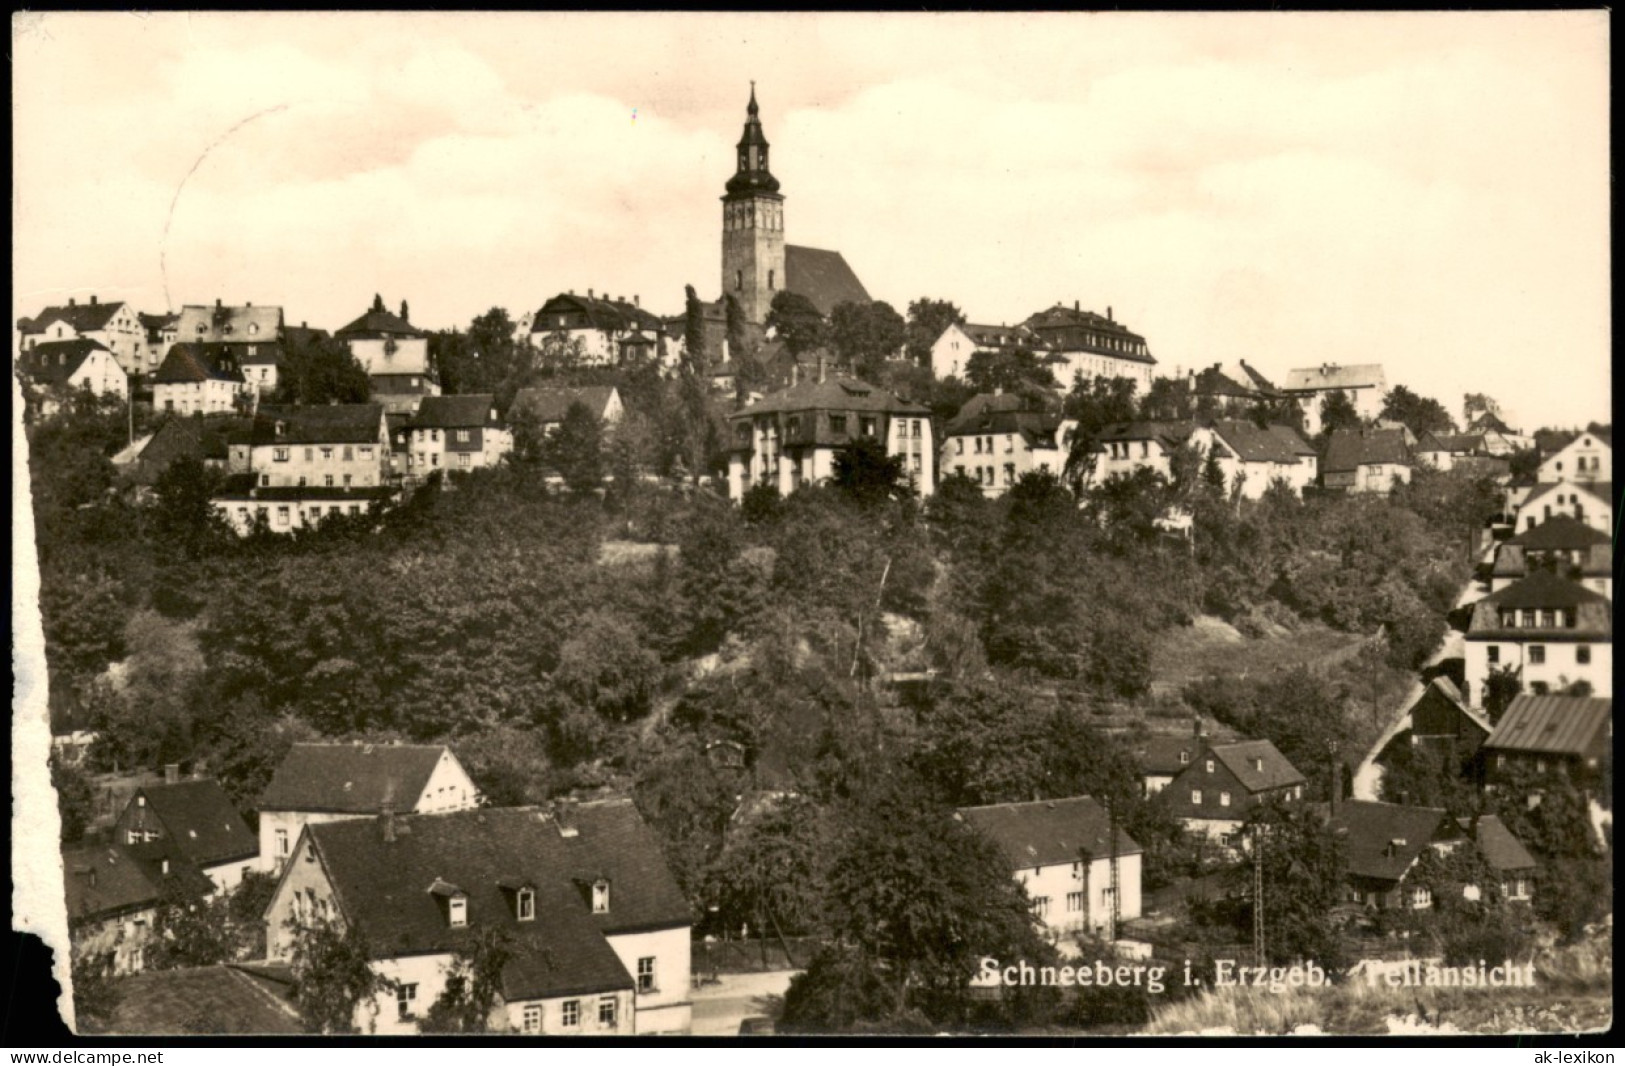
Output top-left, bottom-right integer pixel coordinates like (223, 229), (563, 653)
(726, 81), (780, 197)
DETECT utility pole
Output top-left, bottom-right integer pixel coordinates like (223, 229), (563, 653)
(1252, 825), (1266, 966)
(1107, 797), (1121, 943)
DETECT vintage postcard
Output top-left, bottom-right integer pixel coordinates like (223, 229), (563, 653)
(10, 11), (1611, 1042)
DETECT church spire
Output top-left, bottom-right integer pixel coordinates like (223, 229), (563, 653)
(726, 82), (779, 196)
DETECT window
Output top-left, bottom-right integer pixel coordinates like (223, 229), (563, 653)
(736, 270), (743, 291)
(598, 996), (617, 1027)
(522, 1004), (542, 1033)
(1031, 895), (1051, 920)
(275, 506), (290, 527)
(1521, 609), (1536, 627)
(830, 416), (848, 435)
(396, 983), (418, 1020)
(592, 880), (610, 913)
(1071, 861), (1084, 881)
(298, 476), (307, 487)
(1205, 759), (1215, 773)
(325, 474), (334, 487)
(458, 453), (470, 469)
(1220, 791), (1232, 807)
(456, 430), (470, 443)
(1487, 645), (1500, 664)
(342, 445), (353, 461)
(429, 455), (438, 468)
(1529, 645), (1546, 665)
(1179, 750), (1191, 764)
(637, 956), (656, 994)
(1066, 891), (1084, 913)
(449, 896), (467, 927)
(273, 447), (289, 462)
(1577, 645), (1592, 665)
(1191, 789), (1203, 805)
(768, 269), (775, 291)
(860, 417), (876, 437)
(1410, 886), (1432, 909)
(1540, 609), (1555, 628)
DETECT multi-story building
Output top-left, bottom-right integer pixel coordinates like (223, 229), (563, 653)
(527, 291), (672, 367)
(1208, 420), (1318, 498)
(15, 338), (129, 413)
(113, 775), (258, 894)
(509, 386), (624, 438)
(152, 344), (249, 417)
(19, 296), (147, 378)
(1537, 431), (1610, 484)
(173, 301), (284, 398)
(726, 372), (934, 500)
(335, 300), (438, 413)
(1020, 303), (1156, 393)
(262, 801), (692, 1035)
(138, 313), (180, 378)
(1281, 363), (1386, 437)
(1325, 801), (1537, 911)
(62, 839), (213, 976)
(939, 392), (1075, 496)
(1090, 421), (1215, 486)
(1463, 571), (1612, 705)
(1480, 695), (1611, 810)
(406, 394), (511, 476)
(1323, 427), (1413, 494)
(1160, 740), (1306, 847)
(929, 322), (1029, 382)
(211, 404), (392, 535)
(1491, 516), (1612, 599)
(256, 742), (481, 874)
(956, 797), (1143, 940)
(1514, 479), (1611, 536)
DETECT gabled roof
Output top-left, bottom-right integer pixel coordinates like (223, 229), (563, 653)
(1460, 815), (1538, 874)
(944, 393), (1067, 445)
(1207, 740), (1306, 794)
(1323, 427), (1411, 473)
(21, 299), (129, 335)
(1474, 569), (1610, 611)
(510, 385), (620, 425)
(153, 343), (245, 385)
(1467, 571), (1611, 639)
(1094, 421), (1199, 453)
(249, 404), (384, 447)
(1190, 366), (1261, 400)
(1266, 423), (1317, 457)
(1210, 420), (1304, 464)
(304, 802), (689, 1000)
(62, 840), (211, 924)
(411, 394), (502, 430)
(956, 796), (1142, 869)
(282, 324), (330, 349)
(258, 742), (457, 814)
(1409, 676), (1493, 736)
(1507, 515), (1611, 551)
(954, 322), (1031, 350)
(1281, 363), (1385, 392)
(1483, 695), (1611, 757)
(733, 375), (930, 418)
(1236, 361), (1278, 395)
(102, 965), (303, 1035)
(1521, 479), (1611, 511)
(533, 293), (666, 334)
(18, 339), (114, 386)
(175, 304), (283, 345)
(1136, 735), (1204, 777)
(134, 779), (257, 868)
(1328, 800), (1453, 884)
(783, 245), (871, 316)
(334, 308), (424, 339)
(1416, 431), (1486, 455)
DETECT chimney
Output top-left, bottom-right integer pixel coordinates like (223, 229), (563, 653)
(246, 301), (252, 307)
(633, 294), (640, 307)
(216, 298), (222, 308)
(90, 295), (98, 305)
(1073, 300), (1079, 311)
(68, 297), (76, 306)
(588, 288), (594, 299)
(164, 763), (180, 784)
(1107, 306), (1113, 322)
(381, 804), (396, 843)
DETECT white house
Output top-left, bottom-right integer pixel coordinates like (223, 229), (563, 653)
(19, 296), (147, 379)
(1323, 427), (1413, 494)
(262, 801), (692, 1035)
(1281, 363), (1386, 437)
(1490, 516), (1612, 599)
(406, 394), (512, 477)
(1020, 303), (1157, 393)
(1537, 431), (1610, 484)
(956, 796), (1143, 941)
(16, 338), (129, 413)
(153, 344), (249, 417)
(113, 776), (259, 895)
(1160, 740), (1306, 848)
(212, 404), (393, 535)
(929, 322), (1030, 382)
(528, 291), (671, 367)
(1208, 420), (1318, 499)
(1463, 571), (1612, 706)
(509, 386), (624, 438)
(171, 302), (285, 398)
(939, 392), (1075, 496)
(335, 301), (436, 414)
(1514, 479), (1611, 536)
(1090, 421), (1215, 486)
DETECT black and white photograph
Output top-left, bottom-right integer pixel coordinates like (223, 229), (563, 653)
(9, 10), (1612, 1041)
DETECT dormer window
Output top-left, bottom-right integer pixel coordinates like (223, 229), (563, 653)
(518, 888), (535, 922)
(248, 323), (259, 336)
(450, 897), (468, 927)
(1205, 759), (1215, 773)
(1179, 751), (1190, 764)
(592, 879), (610, 914)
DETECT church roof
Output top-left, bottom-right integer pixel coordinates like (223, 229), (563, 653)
(725, 84), (781, 197)
(784, 245), (871, 316)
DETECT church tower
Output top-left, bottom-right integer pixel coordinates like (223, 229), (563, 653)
(721, 83), (785, 325)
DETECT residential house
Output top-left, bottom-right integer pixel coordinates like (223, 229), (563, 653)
(940, 392), (1076, 496)
(256, 742), (480, 873)
(1020, 303), (1156, 393)
(407, 394), (512, 477)
(15, 338), (129, 413)
(138, 312), (180, 378)
(97, 963), (302, 1035)
(173, 301), (285, 398)
(114, 774), (259, 893)
(1090, 421), (1215, 486)
(335, 301), (438, 414)
(956, 796), (1143, 939)
(1415, 431), (1514, 478)
(1537, 431), (1610, 484)
(1513, 479), (1611, 536)
(528, 291), (671, 366)
(1491, 516), (1612, 598)
(152, 344), (249, 417)
(19, 296), (147, 379)
(509, 386), (625, 439)
(1281, 363), (1386, 437)
(1208, 420), (1318, 498)
(117, 415), (250, 487)
(726, 373), (934, 500)
(1463, 571), (1611, 706)
(1323, 426), (1413, 494)
(262, 801), (692, 1035)
(1360, 678), (1492, 801)
(1160, 740), (1306, 846)
(1326, 800), (1537, 911)
(929, 322), (1030, 382)
(211, 404), (392, 535)
(1480, 694), (1611, 806)
(1134, 726), (1209, 798)
(63, 839), (213, 976)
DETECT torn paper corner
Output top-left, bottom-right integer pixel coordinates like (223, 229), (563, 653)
(11, 370), (75, 1031)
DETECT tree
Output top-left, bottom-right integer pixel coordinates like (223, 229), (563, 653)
(1380, 385), (1456, 439)
(289, 917), (389, 1034)
(1318, 390), (1362, 439)
(1462, 393), (1505, 432)
(829, 300), (906, 380)
(904, 298), (965, 367)
(963, 347), (1056, 396)
(151, 454), (230, 560)
(546, 401), (605, 493)
(53, 756), (95, 843)
(148, 873), (234, 971)
(682, 284), (709, 374)
(1063, 375), (1139, 491)
(273, 335), (370, 407)
(1227, 798), (1348, 971)
(71, 951), (121, 1033)
(765, 291), (827, 357)
(832, 436), (909, 506)
(708, 793), (831, 941)
(1482, 663), (1522, 724)
(740, 483), (784, 524)
(419, 927), (513, 1033)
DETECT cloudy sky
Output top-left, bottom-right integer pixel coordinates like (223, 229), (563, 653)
(12, 11), (1610, 429)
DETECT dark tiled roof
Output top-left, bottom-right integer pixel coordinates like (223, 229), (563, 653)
(1508, 515), (1610, 551)
(510, 386), (620, 425)
(944, 393), (1066, 445)
(22, 300), (128, 335)
(1210, 740), (1306, 794)
(1474, 569), (1610, 611)
(411, 394), (501, 430)
(1094, 421), (1199, 453)
(1460, 815), (1538, 874)
(1136, 736), (1203, 777)
(532, 293), (667, 335)
(1521, 480), (1612, 512)
(1019, 304), (1155, 365)
(1282, 364), (1385, 392)
(250, 404), (384, 446)
(1483, 695), (1611, 757)
(61, 841), (211, 924)
(1210, 420), (1302, 464)
(1467, 572), (1611, 639)
(17, 339), (112, 386)
(259, 743), (458, 814)
(783, 245), (871, 316)
(1323, 427), (1412, 473)
(153, 344), (245, 385)
(1328, 801), (1452, 884)
(957, 796), (1142, 869)
(334, 308), (424, 339)
(1191, 367), (1261, 400)
(175, 304), (283, 345)
(958, 323), (1031, 350)
(135, 779), (257, 868)
(1266, 423), (1317, 456)
(733, 375), (930, 419)
(103, 965), (303, 1035)
(1236, 361), (1278, 395)
(282, 324), (330, 349)
(1417, 431), (1486, 455)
